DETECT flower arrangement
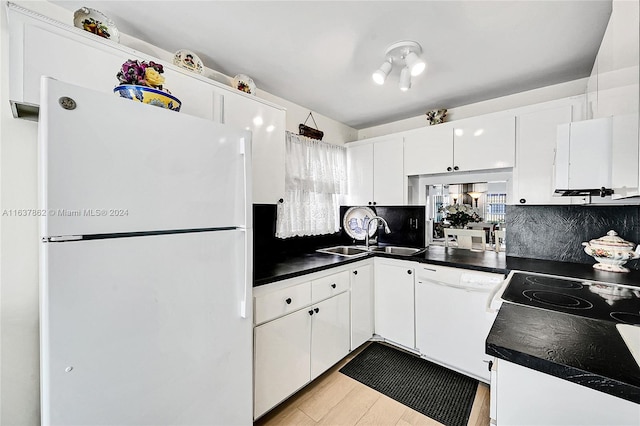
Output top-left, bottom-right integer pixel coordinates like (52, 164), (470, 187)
(439, 204), (482, 228)
(116, 59), (166, 91)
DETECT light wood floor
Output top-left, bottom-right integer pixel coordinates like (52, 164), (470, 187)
(255, 343), (491, 426)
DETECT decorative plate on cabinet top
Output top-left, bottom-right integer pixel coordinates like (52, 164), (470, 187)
(343, 206), (377, 240)
(73, 7), (120, 42)
(232, 74), (256, 95)
(173, 49), (204, 75)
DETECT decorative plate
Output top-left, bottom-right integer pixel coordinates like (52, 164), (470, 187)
(173, 49), (204, 75)
(232, 74), (256, 95)
(343, 206), (376, 240)
(73, 7), (120, 42)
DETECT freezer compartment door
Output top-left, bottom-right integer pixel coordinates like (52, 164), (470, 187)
(40, 230), (252, 425)
(39, 77), (251, 237)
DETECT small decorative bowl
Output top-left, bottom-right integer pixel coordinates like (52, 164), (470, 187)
(113, 85), (181, 112)
(582, 230), (640, 273)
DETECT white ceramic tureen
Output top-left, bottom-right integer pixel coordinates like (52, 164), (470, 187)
(582, 230), (640, 273)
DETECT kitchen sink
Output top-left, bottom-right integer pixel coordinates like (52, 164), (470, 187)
(316, 246), (369, 257)
(367, 246), (426, 256)
(316, 245), (425, 257)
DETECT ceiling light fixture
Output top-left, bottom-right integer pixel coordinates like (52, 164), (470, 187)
(372, 40), (426, 91)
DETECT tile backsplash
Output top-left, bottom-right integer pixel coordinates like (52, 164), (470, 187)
(506, 205), (640, 270)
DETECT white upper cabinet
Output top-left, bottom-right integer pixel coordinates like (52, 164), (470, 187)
(403, 115), (515, 175)
(514, 102), (582, 205)
(219, 92), (286, 204)
(403, 124), (454, 175)
(587, 0), (639, 199)
(347, 136), (404, 206)
(6, 3), (286, 205)
(7, 4), (214, 120)
(347, 143), (375, 206)
(453, 115), (516, 172)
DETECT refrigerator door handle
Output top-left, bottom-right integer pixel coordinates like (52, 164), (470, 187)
(239, 228), (252, 319)
(240, 134), (252, 228)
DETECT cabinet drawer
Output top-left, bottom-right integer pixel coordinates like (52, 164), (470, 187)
(254, 282), (311, 325)
(312, 271), (349, 302)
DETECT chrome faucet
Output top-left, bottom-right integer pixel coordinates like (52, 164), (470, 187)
(365, 216), (391, 249)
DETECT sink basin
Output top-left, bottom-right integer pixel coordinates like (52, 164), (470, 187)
(316, 245), (425, 257)
(367, 246), (426, 256)
(316, 246), (369, 257)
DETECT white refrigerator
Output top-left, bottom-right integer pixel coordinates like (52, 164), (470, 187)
(38, 77), (253, 425)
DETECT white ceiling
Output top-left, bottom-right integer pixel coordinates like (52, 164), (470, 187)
(51, 1), (612, 129)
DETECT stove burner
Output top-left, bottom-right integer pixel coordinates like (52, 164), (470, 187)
(610, 312), (640, 325)
(522, 290), (593, 310)
(524, 275), (583, 290)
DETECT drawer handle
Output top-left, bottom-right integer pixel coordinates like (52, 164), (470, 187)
(331, 283), (336, 288)
(308, 310), (314, 316)
(422, 267), (437, 272)
(285, 298), (292, 305)
(314, 308), (319, 314)
(353, 270), (358, 275)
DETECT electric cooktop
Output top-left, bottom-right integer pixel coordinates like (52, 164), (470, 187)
(501, 272), (640, 325)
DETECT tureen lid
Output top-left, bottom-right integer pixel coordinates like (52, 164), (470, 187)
(588, 230), (635, 248)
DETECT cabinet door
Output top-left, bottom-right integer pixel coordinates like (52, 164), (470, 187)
(373, 137), (405, 205)
(347, 144), (374, 206)
(404, 125), (454, 175)
(374, 262), (415, 349)
(350, 264), (373, 350)
(254, 308), (311, 418)
(310, 292), (350, 379)
(515, 105), (576, 205)
(220, 92), (286, 204)
(453, 115), (516, 171)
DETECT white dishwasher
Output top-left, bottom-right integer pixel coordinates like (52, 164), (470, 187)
(415, 265), (505, 383)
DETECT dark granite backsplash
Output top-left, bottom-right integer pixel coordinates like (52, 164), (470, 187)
(254, 204), (426, 264)
(506, 205), (640, 270)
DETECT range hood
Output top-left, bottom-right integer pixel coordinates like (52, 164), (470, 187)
(554, 117), (614, 197)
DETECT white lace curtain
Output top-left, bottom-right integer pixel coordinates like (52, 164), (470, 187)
(276, 132), (347, 238)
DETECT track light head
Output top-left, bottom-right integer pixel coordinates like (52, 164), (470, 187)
(399, 66), (411, 91)
(405, 51), (426, 76)
(372, 59), (393, 85)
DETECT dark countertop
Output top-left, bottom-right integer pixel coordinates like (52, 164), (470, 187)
(487, 303), (640, 404)
(254, 245), (510, 286)
(254, 244), (640, 287)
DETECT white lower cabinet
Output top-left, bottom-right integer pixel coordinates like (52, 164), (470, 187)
(310, 292), (350, 379)
(350, 263), (374, 350)
(493, 359), (640, 426)
(254, 307), (311, 418)
(253, 270), (351, 419)
(374, 259), (416, 349)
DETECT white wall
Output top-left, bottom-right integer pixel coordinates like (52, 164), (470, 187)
(0, 1), (356, 424)
(357, 78), (589, 140)
(257, 90), (357, 145)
